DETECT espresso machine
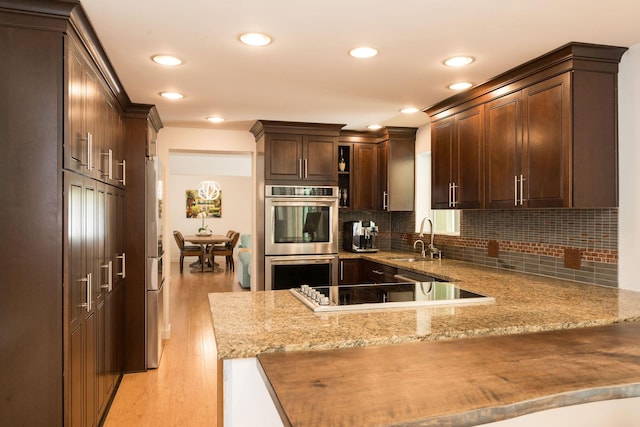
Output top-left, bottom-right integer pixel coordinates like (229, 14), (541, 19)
(343, 220), (379, 252)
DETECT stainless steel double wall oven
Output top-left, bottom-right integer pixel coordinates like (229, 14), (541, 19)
(264, 185), (339, 290)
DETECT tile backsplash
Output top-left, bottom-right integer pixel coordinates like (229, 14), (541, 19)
(339, 208), (618, 287)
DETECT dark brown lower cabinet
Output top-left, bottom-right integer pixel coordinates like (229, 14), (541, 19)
(66, 172), (124, 426)
(339, 259), (362, 285)
(362, 260), (398, 283)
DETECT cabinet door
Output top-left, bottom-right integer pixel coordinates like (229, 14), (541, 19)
(431, 117), (454, 209)
(353, 143), (377, 210)
(485, 91), (523, 209)
(67, 39), (99, 179)
(67, 44), (87, 174)
(378, 141), (389, 210)
(265, 134), (303, 181)
(65, 171), (98, 427)
(522, 73), (571, 208)
(362, 260), (397, 283)
(339, 259), (362, 285)
(387, 139), (415, 212)
(455, 106), (484, 209)
(302, 135), (337, 183)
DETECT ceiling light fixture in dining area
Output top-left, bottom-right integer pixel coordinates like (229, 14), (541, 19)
(197, 180), (221, 201)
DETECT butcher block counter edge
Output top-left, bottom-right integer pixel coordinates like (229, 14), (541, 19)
(257, 322), (640, 427)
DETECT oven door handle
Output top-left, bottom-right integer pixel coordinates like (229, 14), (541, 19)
(269, 256), (337, 265)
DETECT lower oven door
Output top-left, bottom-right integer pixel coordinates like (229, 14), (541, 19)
(265, 254), (338, 290)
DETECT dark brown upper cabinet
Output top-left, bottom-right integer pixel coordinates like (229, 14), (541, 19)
(338, 127), (416, 212)
(431, 105), (484, 209)
(379, 128), (416, 211)
(427, 42), (627, 209)
(251, 121), (345, 185)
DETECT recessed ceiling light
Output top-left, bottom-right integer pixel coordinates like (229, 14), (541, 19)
(152, 55), (182, 66)
(349, 47), (378, 59)
(206, 117), (225, 123)
(448, 82), (472, 90)
(367, 124), (383, 130)
(400, 107), (420, 114)
(443, 56), (475, 67)
(238, 32), (272, 46)
(160, 91), (184, 100)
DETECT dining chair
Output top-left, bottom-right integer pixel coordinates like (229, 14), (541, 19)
(173, 230), (202, 273)
(210, 231), (240, 272)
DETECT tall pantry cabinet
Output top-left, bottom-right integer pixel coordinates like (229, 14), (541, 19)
(0, 2), (160, 426)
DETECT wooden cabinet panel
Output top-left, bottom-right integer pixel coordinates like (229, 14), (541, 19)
(264, 133), (337, 183)
(265, 134), (302, 181)
(304, 135), (338, 182)
(486, 91), (522, 209)
(455, 106), (484, 208)
(362, 260), (397, 284)
(67, 38), (100, 179)
(65, 171), (100, 427)
(67, 43), (87, 174)
(339, 259), (362, 285)
(428, 43), (626, 209)
(522, 73), (571, 207)
(353, 144), (378, 211)
(486, 74), (570, 209)
(431, 117), (454, 209)
(379, 128), (416, 211)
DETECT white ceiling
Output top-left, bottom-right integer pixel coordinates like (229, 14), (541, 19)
(80, 0), (640, 131)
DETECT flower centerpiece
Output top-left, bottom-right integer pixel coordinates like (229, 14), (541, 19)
(197, 211), (212, 236)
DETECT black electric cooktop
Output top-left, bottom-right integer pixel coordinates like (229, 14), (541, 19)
(290, 282), (494, 312)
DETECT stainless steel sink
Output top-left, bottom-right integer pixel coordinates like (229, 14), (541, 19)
(389, 257), (418, 262)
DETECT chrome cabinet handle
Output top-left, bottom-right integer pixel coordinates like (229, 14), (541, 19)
(372, 269), (384, 275)
(80, 132), (93, 171)
(303, 158), (308, 178)
(101, 260), (112, 292)
(514, 174), (526, 206)
(79, 273), (92, 312)
(383, 191), (388, 210)
(298, 159), (303, 179)
(101, 149), (113, 179)
(452, 183), (458, 207)
(340, 261), (344, 280)
(117, 160), (126, 185)
(117, 253), (126, 278)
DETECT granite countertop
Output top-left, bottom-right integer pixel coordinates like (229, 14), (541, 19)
(209, 251), (640, 359)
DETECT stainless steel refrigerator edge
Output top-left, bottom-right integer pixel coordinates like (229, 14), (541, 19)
(145, 157), (165, 369)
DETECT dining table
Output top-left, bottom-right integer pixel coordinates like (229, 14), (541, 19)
(184, 234), (232, 272)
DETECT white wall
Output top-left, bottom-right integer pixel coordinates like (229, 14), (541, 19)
(415, 124), (431, 231)
(168, 169), (252, 262)
(618, 43), (640, 292)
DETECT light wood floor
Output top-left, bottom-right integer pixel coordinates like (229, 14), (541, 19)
(104, 261), (246, 427)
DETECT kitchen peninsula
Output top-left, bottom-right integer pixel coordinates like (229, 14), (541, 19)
(209, 253), (640, 426)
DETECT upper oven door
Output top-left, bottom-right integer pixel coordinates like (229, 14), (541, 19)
(265, 197), (338, 255)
